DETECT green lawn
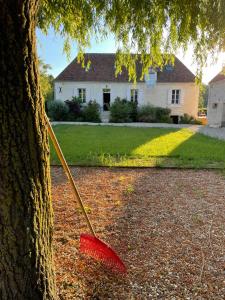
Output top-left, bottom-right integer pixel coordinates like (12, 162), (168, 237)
(50, 125), (225, 168)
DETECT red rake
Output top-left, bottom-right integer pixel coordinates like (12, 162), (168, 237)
(46, 116), (126, 274)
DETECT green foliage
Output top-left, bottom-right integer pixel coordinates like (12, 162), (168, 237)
(129, 101), (138, 122)
(138, 105), (171, 123)
(47, 100), (69, 121)
(155, 107), (172, 123)
(179, 114), (202, 125)
(109, 97), (132, 123)
(38, 1), (225, 81)
(82, 100), (101, 122)
(38, 58), (54, 101)
(65, 97), (83, 120)
(198, 84), (208, 109)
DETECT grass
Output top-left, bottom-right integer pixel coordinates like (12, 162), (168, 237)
(50, 125), (225, 168)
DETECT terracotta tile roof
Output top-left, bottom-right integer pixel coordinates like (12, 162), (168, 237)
(209, 72), (225, 84)
(55, 53), (195, 83)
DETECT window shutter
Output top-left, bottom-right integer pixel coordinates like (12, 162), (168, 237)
(167, 89), (172, 105)
(86, 88), (89, 102)
(180, 89), (184, 105)
(138, 89), (144, 105)
(126, 88), (130, 101)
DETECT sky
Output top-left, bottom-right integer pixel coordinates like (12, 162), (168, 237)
(36, 28), (225, 84)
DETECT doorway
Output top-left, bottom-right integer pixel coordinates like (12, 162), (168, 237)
(222, 103), (225, 127)
(171, 115), (179, 124)
(103, 89), (110, 111)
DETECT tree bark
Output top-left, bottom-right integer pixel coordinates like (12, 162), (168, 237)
(0, 1), (56, 299)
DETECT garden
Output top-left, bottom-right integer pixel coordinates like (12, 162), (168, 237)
(46, 96), (201, 124)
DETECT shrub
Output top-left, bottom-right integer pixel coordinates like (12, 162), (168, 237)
(155, 107), (172, 123)
(82, 100), (101, 122)
(137, 105), (156, 122)
(129, 101), (138, 122)
(179, 113), (202, 125)
(45, 99), (52, 115)
(47, 100), (69, 121)
(65, 96), (83, 120)
(109, 97), (132, 122)
(137, 105), (171, 123)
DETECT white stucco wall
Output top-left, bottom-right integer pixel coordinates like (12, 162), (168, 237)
(208, 80), (225, 127)
(144, 82), (199, 117)
(54, 81), (199, 117)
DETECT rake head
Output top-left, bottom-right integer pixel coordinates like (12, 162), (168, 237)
(80, 233), (126, 273)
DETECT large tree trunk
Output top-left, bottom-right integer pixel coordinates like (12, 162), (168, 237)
(0, 1), (56, 299)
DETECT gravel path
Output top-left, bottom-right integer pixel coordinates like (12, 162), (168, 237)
(52, 167), (225, 299)
(52, 121), (225, 141)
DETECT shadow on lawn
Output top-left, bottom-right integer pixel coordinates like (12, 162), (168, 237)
(94, 130), (225, 168)
(51, 126), (225, 168)
(162, 131), (225, 168)
(50, 125), (179, 166)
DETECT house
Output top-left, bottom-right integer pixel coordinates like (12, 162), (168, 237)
(207, 72), (225, 127)
(54, 53), (199, 123)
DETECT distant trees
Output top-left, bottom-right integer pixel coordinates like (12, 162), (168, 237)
(39, 58), (54, 101)
(199, 84), (209, 110)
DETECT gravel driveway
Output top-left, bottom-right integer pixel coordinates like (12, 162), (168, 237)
(52, 167), (225, 299)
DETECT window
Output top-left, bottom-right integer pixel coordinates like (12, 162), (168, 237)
(171, 89), (180, 104)
(78, 88), (86, 102)
(165, 64), (174, 72)
(59, 87), (62, 93)
(131, 89), (138, 102)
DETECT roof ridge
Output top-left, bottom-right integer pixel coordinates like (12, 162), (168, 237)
(209, 70), (225, 84)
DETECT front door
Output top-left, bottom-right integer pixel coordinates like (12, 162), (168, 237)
(103, 89), (110, 111)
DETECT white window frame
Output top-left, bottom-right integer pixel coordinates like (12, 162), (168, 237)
(130, 89), (138, 102)
(171, 89), (181, 105)
(78, 88), (86, 103)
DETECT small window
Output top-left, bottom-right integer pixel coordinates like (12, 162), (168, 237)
(131, 89), (138, 103)
(171, 89), (180, 104)
(59, 87), (62, 93)
(165, 64), (174, 72)
(103, 88), (110, 93)
(212, 103), (218, 109)
(78, 88), (86, 103)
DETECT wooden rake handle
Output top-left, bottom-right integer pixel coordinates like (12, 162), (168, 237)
(45, 115), (96, 237)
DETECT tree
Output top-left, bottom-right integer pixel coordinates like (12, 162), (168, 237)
(1, 0), (225, 298)
(0, 1), (56, 299)
(39, 58), (54, 102)
(199, 84), (209, 110)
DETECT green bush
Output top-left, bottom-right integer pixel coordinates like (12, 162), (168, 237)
(82, 100), (101, 122)
(65, 96), (83, 120)
(155, 107), (172, 123)
(137, 105), (156, 122)
(109, 97), (132, 122)
(179, 113), (202, 125)
(137, 105), (171, 123)
(129, 101), (138, 122)
(47, 100), (69, 121)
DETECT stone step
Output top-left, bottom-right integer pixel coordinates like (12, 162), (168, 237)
(101, 111), (110, 123)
